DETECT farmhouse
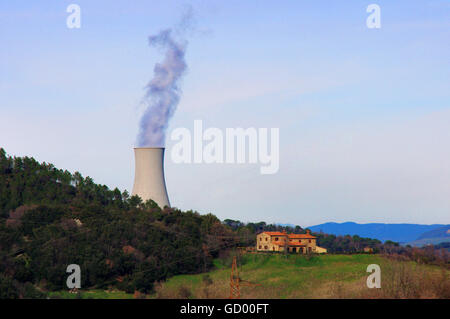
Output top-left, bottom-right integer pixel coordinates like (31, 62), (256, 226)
(256, 230), (327, 254)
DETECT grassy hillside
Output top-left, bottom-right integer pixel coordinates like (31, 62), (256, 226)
(48, 289), (135, 299)
(151, 254), (449, 299)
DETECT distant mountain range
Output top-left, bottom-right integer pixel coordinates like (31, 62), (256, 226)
(307, 222), (450, 246)
(407, 225), (450, 247)
(416, 225), (450, 240)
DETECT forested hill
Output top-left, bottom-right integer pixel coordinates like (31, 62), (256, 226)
(0, 148), (247, 297)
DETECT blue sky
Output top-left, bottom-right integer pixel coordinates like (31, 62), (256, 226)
(1, 1), (449, 226)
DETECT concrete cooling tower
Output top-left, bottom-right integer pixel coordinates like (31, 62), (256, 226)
(132, 147), (170, 209)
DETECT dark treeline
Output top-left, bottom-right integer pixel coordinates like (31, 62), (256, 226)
(0, 148), (241, 298)
(223, 219), (304, 234)
(315, 233), (381, 253)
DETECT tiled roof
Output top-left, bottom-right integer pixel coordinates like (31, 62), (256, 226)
(260, 231), (316, 239)
(288, 234), (316, 239)
(262, 231), (287, 236)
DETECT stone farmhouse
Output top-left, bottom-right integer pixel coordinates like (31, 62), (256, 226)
(256, 230), (327, 254)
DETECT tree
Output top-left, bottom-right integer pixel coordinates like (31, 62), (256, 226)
(128, 195), (143, 208)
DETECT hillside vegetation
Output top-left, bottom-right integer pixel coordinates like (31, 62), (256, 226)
(152, 254), (450, 299)
(0, 148), (241, 297)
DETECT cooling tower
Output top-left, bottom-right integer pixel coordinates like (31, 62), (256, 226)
(132, 147), (170, 209)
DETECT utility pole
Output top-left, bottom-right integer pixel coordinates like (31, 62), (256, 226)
(229, 255), (261, 299)
(229, 256), (240, 299)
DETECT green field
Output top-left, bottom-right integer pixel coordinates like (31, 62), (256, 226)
(48, 289), (135, 299)
(50, 253), (449, 299)
(152, 253), (387, 298)
(151, 253), (449, 299)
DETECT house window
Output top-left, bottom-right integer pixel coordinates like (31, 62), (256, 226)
(259, 245), (262, 249)
(309, 239), (311, 243)
(264, 246), (268, 250)
(275, 237), (279, 241)
(265, 238), (268, 241)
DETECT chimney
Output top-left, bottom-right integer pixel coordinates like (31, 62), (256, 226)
(132, 147), (170, 209)
(306, 229), (311, 235)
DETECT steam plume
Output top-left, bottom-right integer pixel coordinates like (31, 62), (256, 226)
(137, 29), (187, 147)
